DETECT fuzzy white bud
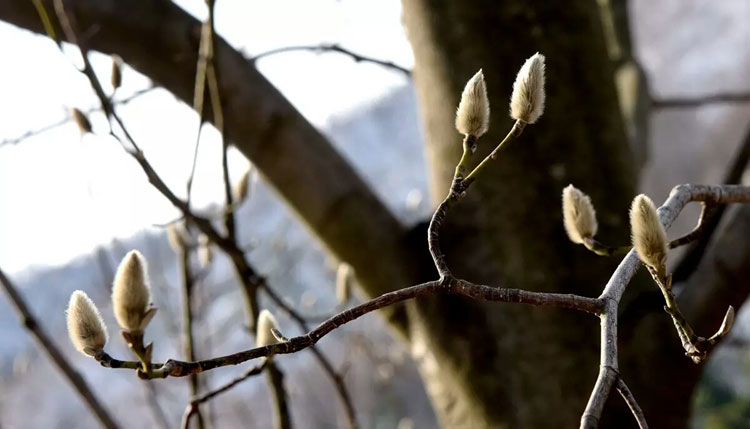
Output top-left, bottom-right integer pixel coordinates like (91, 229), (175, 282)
(112, 250), (154, 334)
(166, 222), (186, 253)
(233, 167), (254, 205)
(336, 263), (353, 305)
(256, 309), (280, 348)
(510, 53), (546, 124)
(630, 195), (668, 277)
(66, 291), (108, 357)
(198, 234), (213, 268)
(562, 185), (598, 244)
(455, 69), (490, 137)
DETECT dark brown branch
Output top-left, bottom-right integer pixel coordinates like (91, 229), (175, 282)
(182, 360), (268, 428)
(251, 43), (411, 76)
(651, 92), (750, 108)
(95, 279), (604, 379)
(615, 377), (648, 429)
(0, 267), (120, 429)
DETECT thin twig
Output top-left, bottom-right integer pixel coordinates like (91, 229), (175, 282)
(94, 278), (604, 378)
(615, 377), (648, 428)
(0, 86), (155, 147)
(178, 238), (205, 429)
(251, 43), (411, 76)
(0, 267), (120, 429)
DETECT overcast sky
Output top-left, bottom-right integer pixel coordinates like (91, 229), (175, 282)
(0, 0), (413, 274)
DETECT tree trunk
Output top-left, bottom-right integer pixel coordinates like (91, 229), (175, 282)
(401, 1), (697, 427)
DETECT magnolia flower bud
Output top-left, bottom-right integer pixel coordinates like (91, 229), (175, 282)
(71, 108), (92, 134)
(111, 55), (122, 90)
(630, 194), (668, 278)
(510, 53), (546, 124)
(166, 222), (186, 253)
(198, 234), (213, 268)
(256, 309), (280, 348)
(66, 290), (108, 357)
(455, 69), (490, 138)
(336, 263), (353, 305)
(562, 185), (598, 244)
(112, 250), (155, 334)
(233, 167), (254, 205)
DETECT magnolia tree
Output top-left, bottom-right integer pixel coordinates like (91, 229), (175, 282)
(1, 1), (750, 428)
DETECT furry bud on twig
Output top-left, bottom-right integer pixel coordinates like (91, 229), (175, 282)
(110, 55), (122, 90)
(630, 195), (668, 278)
(166, 222), (186, 253)
(256, 309), (281, 348)
(233, 166), (254, 205)
(66, 290), (108, 357)
(336, 263), (353, 305)
(112, 250), (156, 334)
(71, 108), (92, 134)
(198, 234), (213, 268)
(455, 69), (490, 138)
(510, 53), (546, 124)
(562, 185), (598, 244)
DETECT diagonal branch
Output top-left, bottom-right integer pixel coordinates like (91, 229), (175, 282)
(0, 267), (120, 429)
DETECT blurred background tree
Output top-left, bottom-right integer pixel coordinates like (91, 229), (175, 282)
(0, 0), (748, 428)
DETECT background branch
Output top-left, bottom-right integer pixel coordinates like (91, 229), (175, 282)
(251, 43), (411, 76)
(0, 267), (119, 429)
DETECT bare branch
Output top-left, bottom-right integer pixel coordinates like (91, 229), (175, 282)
(0, 86), (155, 147)
(251, 43), (411, 76)
(651, 92), (750, 108)
(94, 278), (604, 379)
(615, 377), (648, 429)
(581, 184), (750, 427)
(0, 267), (120, 429)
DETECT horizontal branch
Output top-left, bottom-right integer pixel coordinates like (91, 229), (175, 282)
(95, 278), (605, 379)
(251, 43), (411, 76)
(651, 92), (750, 108)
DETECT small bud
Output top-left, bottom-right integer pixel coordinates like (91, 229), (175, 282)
(71, 108), (92, 134)
(510, 53), (546, 124)
(166, 222), (186, 253)
(233, 166), (254, 205)
(110, 55), (122, 90)
(630, 195), (668, 278)
(455, 69), (490, 138)
(256, 309), (280, 348)
(112, 250), (154, 334)
(562, 185), (598, 244)
(336, 263), (353, 305)
(198, 234), (213, 268)
(66, 291), (108, 357)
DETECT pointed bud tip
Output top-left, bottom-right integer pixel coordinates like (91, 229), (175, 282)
(510, 52), (546, 124)
(455, 68), (490, 138)
(67, 290), (108, 357)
